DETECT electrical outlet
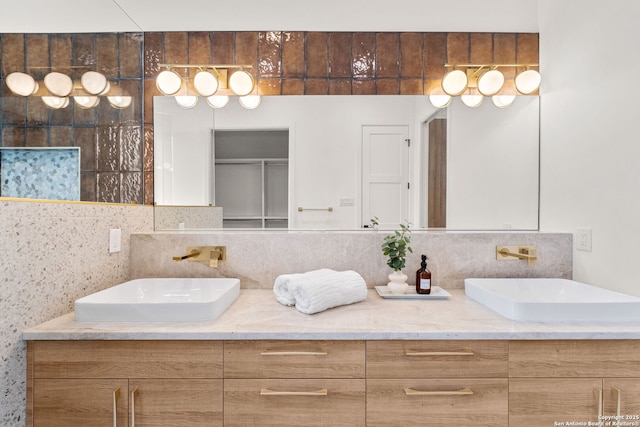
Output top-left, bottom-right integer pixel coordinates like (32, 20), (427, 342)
(576, 228), (592, 252)
(109, 228), (122, 253)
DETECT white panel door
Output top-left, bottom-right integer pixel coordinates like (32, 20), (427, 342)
(362, 125), (410, 229)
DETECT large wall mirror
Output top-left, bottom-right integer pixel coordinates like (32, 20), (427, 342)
(154, 95), (539, 231)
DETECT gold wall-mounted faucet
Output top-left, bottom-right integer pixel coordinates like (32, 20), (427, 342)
(496, 245), (537, 266)
(173, 246), (226, 267)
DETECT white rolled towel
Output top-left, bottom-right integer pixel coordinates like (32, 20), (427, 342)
(289, 270), (367, 315)
(273, 269), (336, 306)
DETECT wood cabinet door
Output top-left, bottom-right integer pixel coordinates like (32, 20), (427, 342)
(33, 379), (128, 427)
(367, 378), (508, 427)
(129, 379), (222, 427)
(604, 379), (640, 419)
(509, 378), (603, 427)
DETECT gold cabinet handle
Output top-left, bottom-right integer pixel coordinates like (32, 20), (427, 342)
(260, 388), (328, 396)
(404, 387), (474, 396)
(405, 350), (474, 356)
(260, 351), (328, 356)
(112, 387), (121, 427)
(612, 386), (621, 418)
(131, 388), (138, 427)
(594, 388), (603, 418)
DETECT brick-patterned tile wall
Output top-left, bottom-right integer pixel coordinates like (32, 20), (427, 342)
(0, 31), (538, 205)
(0, 32), (145, 203)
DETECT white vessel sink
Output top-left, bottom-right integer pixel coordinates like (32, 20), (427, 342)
(464, 278), (640, 322)
(75, 278), (240, 322)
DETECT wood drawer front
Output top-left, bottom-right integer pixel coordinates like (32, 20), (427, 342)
(510, 340), (640, 377)
(367, 340), (508, 378)
(31, 340), (223, 379)
(223, 379), (366, 426)
(367, 379), (508, 427)
(224, 340), (365, 378)
(509, 378), (602, 427)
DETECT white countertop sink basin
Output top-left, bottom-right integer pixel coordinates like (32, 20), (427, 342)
(75, 278), (240, 322)
(464, 277), (640, 322)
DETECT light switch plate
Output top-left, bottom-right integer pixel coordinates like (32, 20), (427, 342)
(109, 228), (122, 253)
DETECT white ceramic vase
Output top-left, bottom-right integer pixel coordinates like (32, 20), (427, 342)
(387, 270), (409, 295)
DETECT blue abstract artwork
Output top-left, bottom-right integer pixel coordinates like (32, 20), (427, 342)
(0, 148), (80, 201)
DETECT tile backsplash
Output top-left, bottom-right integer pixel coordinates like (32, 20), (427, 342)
(131, 231), (571, 289)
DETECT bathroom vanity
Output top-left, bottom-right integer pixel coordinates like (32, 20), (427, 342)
(23, 289), (640, 427)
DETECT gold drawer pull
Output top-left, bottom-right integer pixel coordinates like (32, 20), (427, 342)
(612, 386), (621, 418)
(404, 387), (474, 396)
(405, 350), (474, 356)
(112, 387), (121, 427)
(260, 351), (328, 356)
(131, 388), (138, 427)
(594, 388), (603, 418)
(260, 388), (328, 396)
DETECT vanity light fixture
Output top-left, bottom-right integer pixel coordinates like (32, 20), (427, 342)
(428, 87), (452, 108)
(492, 94), (517, 108)
(207, 95), (230, 108)
(157, 64), (259, 109)
(477, 68), (505, 96)
(228, 69), (255, 96)
(156, 69), (183, 95)
(193, 69), (219, 97)
(515, 68), (542, 95)
(73, 95), (100, 109)
(175, 95), (199, 109)
(80, 71), (110, 96)
(238, 94), (262, 109)
(107, 95), (133, 109)
(433, 63), (540, 109)
(460, 92), (484, 108)
(5, 72), (39, 96)
(44, 72), (74, 97)
(4, 68), (132, 110)
(441, 69), (468, 96)
(41, 96), (69, 110)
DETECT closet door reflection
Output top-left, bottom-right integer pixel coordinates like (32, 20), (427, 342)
(214, 130), (288, 228)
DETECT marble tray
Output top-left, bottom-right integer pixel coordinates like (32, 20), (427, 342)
(375, 286), (451, 300)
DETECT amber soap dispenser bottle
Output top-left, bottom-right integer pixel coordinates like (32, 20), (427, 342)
(415, 255), (431, 294)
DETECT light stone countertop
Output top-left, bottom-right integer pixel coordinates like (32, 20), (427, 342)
(22, 289), (640, 341)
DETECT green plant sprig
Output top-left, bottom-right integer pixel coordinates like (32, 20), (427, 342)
(381, 221), (413, 271)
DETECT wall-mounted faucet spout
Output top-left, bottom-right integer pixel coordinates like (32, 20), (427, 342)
(496, 245), (537, 266)
(172, 246), (226, 267)
(172, 250), (201, 261)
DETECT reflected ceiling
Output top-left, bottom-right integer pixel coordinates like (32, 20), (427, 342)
(1, 0), (539, 33)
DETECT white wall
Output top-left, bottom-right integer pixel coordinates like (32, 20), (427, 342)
(539, 0), (640, 296)
(447, 96), (539, 230)
(154, 97), (214, 205)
